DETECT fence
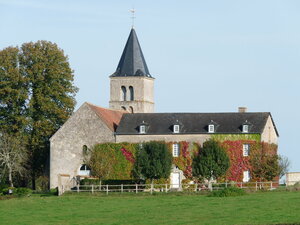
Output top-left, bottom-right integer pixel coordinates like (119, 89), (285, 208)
(59, 181), (279, 195)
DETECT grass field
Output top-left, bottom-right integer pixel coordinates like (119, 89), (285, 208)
(0, 191), (300, 225)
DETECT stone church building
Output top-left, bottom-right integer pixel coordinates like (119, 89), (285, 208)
(50, 28), (279, 189)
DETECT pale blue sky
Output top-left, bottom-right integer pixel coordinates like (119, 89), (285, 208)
(1, 0), (299, 173)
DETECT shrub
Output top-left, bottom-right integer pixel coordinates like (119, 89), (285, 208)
(208, 187), (246, 197)
(14, 187), (32, 196)
(1, 187), (15, 195)
(49, 188), (58, 196)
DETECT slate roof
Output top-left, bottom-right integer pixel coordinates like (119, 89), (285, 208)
(111, 28), (152, 78)
(116, 112), (278, 135)
(87, 103), (125, 132)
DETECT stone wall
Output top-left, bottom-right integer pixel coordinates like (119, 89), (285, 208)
(109, 76), (154, 113)
(50, 103), (115, 188)
(261, 115), (278, 144)
(286, 172), (300, 186)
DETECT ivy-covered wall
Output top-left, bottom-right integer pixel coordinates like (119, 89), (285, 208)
(88, 135), (277, 182)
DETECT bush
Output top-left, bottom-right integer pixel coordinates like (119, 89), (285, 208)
(208, 187), (246, 197)
(14, 188), (32, 196)
(49, 188), (58, 196)
(1, 187), (15, 195)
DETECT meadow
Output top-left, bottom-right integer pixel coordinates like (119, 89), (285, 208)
(0, 191), (300, 225)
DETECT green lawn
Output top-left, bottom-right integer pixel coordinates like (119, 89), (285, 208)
(0, 191), (300, 225)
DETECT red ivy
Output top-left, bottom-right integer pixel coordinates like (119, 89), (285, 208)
(120, 148), (135, 163)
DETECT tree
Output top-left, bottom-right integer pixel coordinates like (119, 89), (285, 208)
(0, 47), (28, 134)
(192, 140), (230, 181)
(0, 41), (78, 189)
(250, 143), (279, 181)
(278, 155), (291, 179)
(134, 141), (172, 182)
(0, 132), (28, 187)
(21, 41), (78, 188)
(87, 145), (115, 180)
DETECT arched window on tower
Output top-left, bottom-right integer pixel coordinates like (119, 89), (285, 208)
(129, 106), (134, 113)
(121, 86), (127, 101)
(129, 86), (134, 101)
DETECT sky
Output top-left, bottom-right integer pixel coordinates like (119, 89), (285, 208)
(1, 0), (300, 174)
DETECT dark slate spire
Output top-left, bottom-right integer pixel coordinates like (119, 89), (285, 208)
(111, 28), (152, 77)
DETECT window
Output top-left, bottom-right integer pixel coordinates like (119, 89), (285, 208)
(129, 86), (134, 101)
(172, 143), (180, 157)
(208, 124), (215, 133)
(129, 106), (134, 113)
(78, 164), (91, 176)
(140, 125), (146, 134)
(243, 170), (250, 182)
(243, 144), (250, 156)
(243, 125), (249, 133)
(121, 86), (127, 101)
(82, 145), (88, 154)
(173, 125), (180, 133)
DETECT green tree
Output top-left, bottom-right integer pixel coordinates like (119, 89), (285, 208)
(134, 141), (172, 182)
(0, 41), (78, 188)
(0, 47), (28, 134)
(20, 41), (78, 188)
(0, 132), (28, 187)
(192, 140), (230, 181)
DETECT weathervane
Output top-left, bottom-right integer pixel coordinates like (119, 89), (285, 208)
(130, 8), (135, 28)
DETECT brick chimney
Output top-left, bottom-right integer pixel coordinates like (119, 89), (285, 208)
(238, 107), (247, 113)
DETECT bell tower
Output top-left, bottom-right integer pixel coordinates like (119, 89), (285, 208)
(109, 28), (154, 113)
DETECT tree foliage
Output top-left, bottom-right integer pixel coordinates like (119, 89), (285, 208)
(278, 155), (291, 179)
(134, 141), (172, 181)
(0, 41), (78, 188)
(0, 47), (28, 134)
(250, 143), (279, 181)
(192, 140), (230, 180)
(0, 132), (28, 187)
(87, 143), (137, 180)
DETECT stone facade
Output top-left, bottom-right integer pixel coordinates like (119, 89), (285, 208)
(50, 103), (116, 188)
(286, 172), (300, 186)
(109, 76), (154, 113)
(261, 115), (278, 144)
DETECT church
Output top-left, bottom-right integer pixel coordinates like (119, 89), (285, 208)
(49, 28), (279, 189)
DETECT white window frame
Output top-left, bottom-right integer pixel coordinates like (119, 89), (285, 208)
(140, 125), (146, 134)
(243, 170), (250, 182)
(243, 124), (249, 133)
(172, 143), (180, 157)
(173, 125), (180, 133)
(243, 144), (250, 156)
(208, 124), (215, 133)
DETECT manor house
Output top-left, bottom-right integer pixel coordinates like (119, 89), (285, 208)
(50, 28), (278, 189)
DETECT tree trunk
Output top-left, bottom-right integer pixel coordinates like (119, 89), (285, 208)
(8, 167), (13, 187)
(32, 171), (36, 190)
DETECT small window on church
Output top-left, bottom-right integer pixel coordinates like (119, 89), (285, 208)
(121, 86), (127, 101)
(243, 125), (249, 133)
(129, 86), (134, 101)
(140, 125), (146, 134)
(208, 125), (215, 133)
(173, 125), (180, 133)
(172, 143), (180, 157)
(78, 164), (91, 176)
(82, 145), (88, 155)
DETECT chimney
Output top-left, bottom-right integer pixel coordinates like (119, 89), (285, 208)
(238, 107), (247, 113)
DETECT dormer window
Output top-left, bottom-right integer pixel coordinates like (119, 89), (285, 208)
(208, 124), (215, 133)
(173, 125), (180, 133)
(242, 120), (252, 133)
(242, 124), (249, 133)
(139, 125), (146, 134)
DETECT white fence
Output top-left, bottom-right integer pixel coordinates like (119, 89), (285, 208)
(59, 181), (279, 195)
